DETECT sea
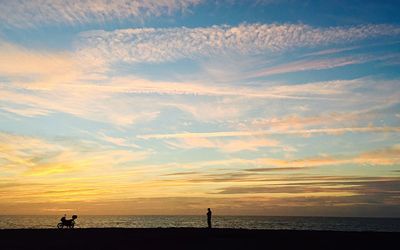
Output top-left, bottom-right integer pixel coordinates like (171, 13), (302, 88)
(1, 215), (400, 232)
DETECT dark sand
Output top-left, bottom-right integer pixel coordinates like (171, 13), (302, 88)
(0, 228), (398, 250)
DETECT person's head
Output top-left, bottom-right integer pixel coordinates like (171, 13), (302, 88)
(64, 214), (66, 217)
(208, 208), (211, 211)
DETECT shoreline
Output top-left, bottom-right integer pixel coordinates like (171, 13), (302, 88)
(1, 228), (398, 249)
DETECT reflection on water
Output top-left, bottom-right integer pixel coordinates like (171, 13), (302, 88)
(0, 215), (399, 232)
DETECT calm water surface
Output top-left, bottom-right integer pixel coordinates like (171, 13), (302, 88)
(0, 215), (399, 232)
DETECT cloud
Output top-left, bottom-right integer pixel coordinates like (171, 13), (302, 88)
(0, 86), (161, 126)
(22, 149), (150, 177)
(244, 167), (306, 172)
(165, 137), (280, 152)
(257, 145), (400, 167)
(248, 107), (381, 132)
(97, 132), (141, 149)
(1, 30), (399, 127)
(252, 55), (382, 78)
(20, 76), (347, 100)
(216, 178), (400, 197)
(0, 40), (344, 126)
(302, 46), (361, 57)
(2, 45), (376, 125)
(0, 132), (61, 173)
(253, 53), (400, 78)
(137, 126), (400, 139)
(195, 145), (400, 172)
(1, 40), (398, 126)
(0, 132), (150, 177)
(0, 43), (162, 126)
(1, 138), (399, 215)
(0, 41), (79, 86)
(77, 23), (400, 63)
(356, 145), (400, 165)
(0, 0), (202, 28)
(0, 106), (51, 117)
(158, 145), (400, 179)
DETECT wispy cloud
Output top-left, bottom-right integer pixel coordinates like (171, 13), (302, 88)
(165, 137), (281, 152)
(190, 145), (400, 170)
(253, 54), (374, 77)
(252, 54), (394, 78)
(0, 41), (78, 86)
(216, 177), (400, 196)
(248, 106), (383, 131)
(19, 77), (348, 100)
(1, 40), (398, 126)
(138, 126), (400, 139)
(0, 86), (161, 126)
(1, 138), (399, 214)
(0, 132), (150, 177)
(258, 145), (400, 167)
(0, 42), (161, 125)
(96, 132), (141, 149)
(0, 42), (379, 125)
(78, 24), (400, 63)
(0, 0), (202, 28)
(302, 46), (361, 57)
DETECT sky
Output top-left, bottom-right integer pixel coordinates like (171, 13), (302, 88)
(0, 0), (399, 217)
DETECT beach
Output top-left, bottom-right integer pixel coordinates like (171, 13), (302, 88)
(0, 228), (398, 250)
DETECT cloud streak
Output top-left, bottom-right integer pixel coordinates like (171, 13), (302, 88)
(216, 178), (400, 196)
(0, 41), (78, 85)
(252, 54), (391, 78)
(177, 145), (400, 173)
(78, 23), (400, 63)
(165, 137), (281, 152)
(1, 40), (398, 126)
(0, 132), (150, 177)
(0, 0), (201, 28)
(138, 126), (400, 139)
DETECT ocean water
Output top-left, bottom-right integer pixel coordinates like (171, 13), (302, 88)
(0, 215), (399, 232)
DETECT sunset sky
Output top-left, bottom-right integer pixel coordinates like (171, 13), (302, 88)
(0, 0), (399, 216)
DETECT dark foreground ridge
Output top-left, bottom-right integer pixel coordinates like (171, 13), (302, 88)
(1, 228), (398, 250)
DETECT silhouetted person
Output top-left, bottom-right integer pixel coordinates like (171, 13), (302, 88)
(207, 208), (212, 228)
(61, 214), (66, 223)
